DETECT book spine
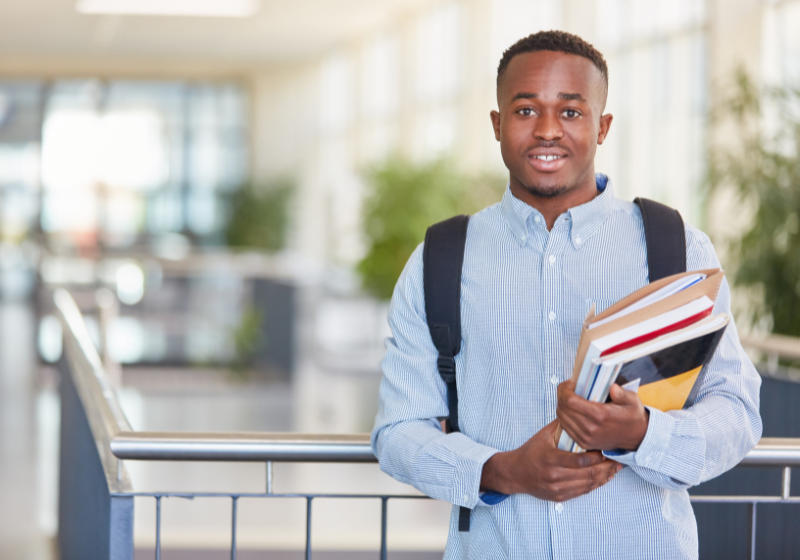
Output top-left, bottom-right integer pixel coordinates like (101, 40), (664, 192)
(575, 345), (602, 397)
(583, 360), (604, 400)
(557, 428), (575, 452)
(596, 363), (624, 403)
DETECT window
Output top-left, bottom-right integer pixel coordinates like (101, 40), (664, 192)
(34, 79), (248, 247)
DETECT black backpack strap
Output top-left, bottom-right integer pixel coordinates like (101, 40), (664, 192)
(422, 214), (471, 532)
(634, 198), (687, 282)
(423, 214), (469, 433)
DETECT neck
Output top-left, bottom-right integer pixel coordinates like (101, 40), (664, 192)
(509, 171), (599, 230)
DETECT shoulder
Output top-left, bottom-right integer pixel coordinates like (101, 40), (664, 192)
(684, 223), (721, 270)
(465, 201), (503, 230)
(609, 197), (646, 231)
(463, 201), (514, 251)
(619, 196), (721, 269)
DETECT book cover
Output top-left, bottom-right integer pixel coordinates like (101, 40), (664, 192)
(609, 321), (728, 411)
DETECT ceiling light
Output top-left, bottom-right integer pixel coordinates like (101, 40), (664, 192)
(75, 0), (260, 18)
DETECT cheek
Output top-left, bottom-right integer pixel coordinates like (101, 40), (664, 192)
(567, 124), (599, 154)
(501, 120), (530, 150)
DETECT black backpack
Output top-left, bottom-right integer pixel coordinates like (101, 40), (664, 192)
(422, 197), (686, 532)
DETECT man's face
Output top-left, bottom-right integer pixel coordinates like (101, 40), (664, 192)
(491, 51), (612, 200)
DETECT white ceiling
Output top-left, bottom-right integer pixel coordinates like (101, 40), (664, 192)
(0, 0), (428, 68)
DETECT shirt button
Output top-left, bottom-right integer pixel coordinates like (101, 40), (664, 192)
(550, 376), (558, 385)
(463, 493), (469, 502)
(555, 503), (564, 513)
(575, 236), (582, 245)
(534, 216), (541, 223)
(548, 311), (556, 321)
(548, 255), (555, 265)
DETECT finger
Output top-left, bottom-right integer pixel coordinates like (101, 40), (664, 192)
(555, 412), (586, 449)
(558, 388), (607, 421)
(549, 461), (621, 500)
(553, 447), (606, 469)
(556, 409), (597, 451)
(557, 379), (577, 396)
(609, 383), (638, 405)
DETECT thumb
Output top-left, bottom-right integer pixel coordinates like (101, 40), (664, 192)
(609, 383), (638, 405)
(542, 418), (560, 434)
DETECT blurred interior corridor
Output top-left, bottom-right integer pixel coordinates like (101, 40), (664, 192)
(1, 0), (800, 558)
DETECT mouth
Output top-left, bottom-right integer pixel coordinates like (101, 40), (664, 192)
(528, 153), (568, 172)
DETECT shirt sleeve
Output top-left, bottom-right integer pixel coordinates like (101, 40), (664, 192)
(371, 244), (500, 509)
(604, 228), (763, 490)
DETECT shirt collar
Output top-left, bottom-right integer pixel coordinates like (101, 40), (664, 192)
(500, 173), (614, 248)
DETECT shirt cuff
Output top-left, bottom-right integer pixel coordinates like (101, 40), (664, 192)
(442, 434), (499, 509)
(602, 406), (676, 469)
(479, 491), (509, 505)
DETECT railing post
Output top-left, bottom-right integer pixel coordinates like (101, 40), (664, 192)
(380, 497), (389, 560)
(782, 467), (792, 500)
(749, 502), (757, 560)
(305, 497), (313, 560)
(231, 496), (238, 560)
(155, 496), (162, 560)
(266, 461), (273, 494)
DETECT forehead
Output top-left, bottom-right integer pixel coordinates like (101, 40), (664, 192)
(500, 50), (604, 105)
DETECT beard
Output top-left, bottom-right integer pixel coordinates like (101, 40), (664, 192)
(519, 181), (570, 199)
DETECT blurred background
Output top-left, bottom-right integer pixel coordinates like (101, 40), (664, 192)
(2, 0), (800, 558)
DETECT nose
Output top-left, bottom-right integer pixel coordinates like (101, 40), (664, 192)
(533, 110), (563, 141)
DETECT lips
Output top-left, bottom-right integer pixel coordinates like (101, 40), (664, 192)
(528, 151), (568, 173)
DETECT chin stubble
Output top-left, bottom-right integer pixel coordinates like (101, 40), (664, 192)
(521, 182), (570, 199)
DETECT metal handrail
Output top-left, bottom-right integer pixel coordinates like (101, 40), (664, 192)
(55, 287), (800, 467)
(110, 432), (375, 462)
(740, 333), (800, 361)
(55, 287), (375, 464)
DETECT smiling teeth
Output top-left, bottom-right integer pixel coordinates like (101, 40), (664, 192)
(534, 155), (564, 161)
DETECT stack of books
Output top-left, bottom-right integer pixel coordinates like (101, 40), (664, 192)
(557, 269), (729, 453)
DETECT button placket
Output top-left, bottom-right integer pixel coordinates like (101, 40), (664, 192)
(541, 229), (568, 418)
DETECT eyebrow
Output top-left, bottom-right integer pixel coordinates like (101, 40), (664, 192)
(510, 92), (587, 102)
(558, 92), (586, 101)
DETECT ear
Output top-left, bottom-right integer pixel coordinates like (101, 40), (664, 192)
(597, 113), (613, 145)
(490, 110), (501, 141)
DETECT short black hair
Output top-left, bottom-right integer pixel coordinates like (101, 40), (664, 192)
(497, 30), (608, 94)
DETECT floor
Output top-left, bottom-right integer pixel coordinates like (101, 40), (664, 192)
(0, 303), (58, 560)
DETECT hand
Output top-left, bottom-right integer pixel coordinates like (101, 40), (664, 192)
(480, 419), (622, 502)
(557, 380), (649, 452)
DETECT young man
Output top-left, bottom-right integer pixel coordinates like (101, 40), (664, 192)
(371, 31), (761, 560)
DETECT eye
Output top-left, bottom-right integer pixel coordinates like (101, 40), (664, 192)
(518, 107), (535, 117)
(563, 109), (580, 118)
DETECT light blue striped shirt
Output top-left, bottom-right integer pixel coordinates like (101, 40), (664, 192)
(371, 177), (762, 560)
